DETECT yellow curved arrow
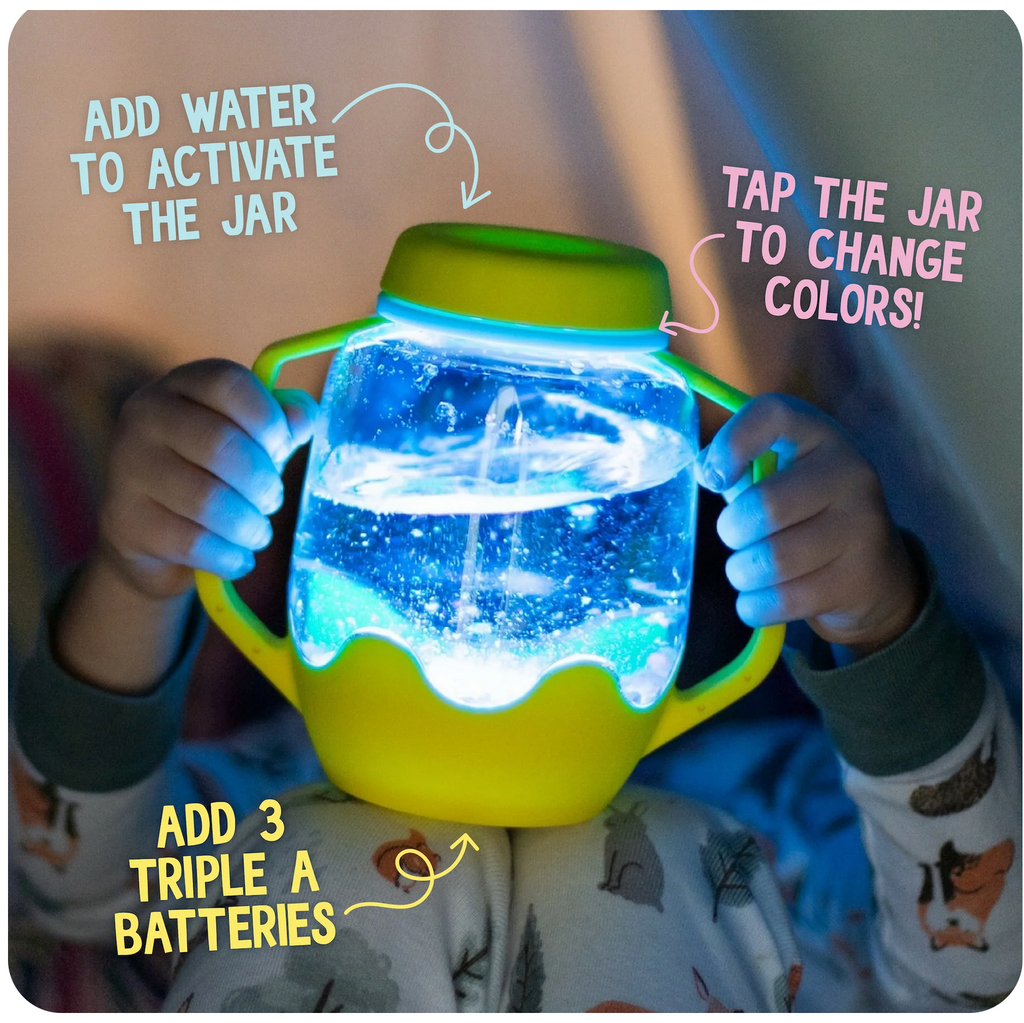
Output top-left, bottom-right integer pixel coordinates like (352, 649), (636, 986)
(343, 833), (479, 915)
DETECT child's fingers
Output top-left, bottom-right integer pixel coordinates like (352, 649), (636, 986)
(734, 576), (826, 629)
(723, 505), (846, 592)
(729, 519), (910, 636)
(163, 359), (296, 466)
(129, 447), (274, 552)
(103, 495), (257, 579)
(732, 552), (853, 628)
(125, 388), (285, 515)
(715, 442), (862, 549)
(97, 361), (317, 594)
(696, 393), (836, 493)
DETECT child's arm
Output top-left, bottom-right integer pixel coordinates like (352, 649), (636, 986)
(698, 393), (1020, 1008)
(54, 358), (315, 693)
(12, 360), (319, 942)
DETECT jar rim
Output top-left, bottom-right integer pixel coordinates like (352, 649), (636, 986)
(376, 293), (670, 354)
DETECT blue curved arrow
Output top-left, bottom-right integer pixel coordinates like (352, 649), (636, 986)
(332, 83), (492, 209)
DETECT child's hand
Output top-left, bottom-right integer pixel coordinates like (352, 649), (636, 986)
(98, 359), (317, 600)
(696, 393), (923, 658)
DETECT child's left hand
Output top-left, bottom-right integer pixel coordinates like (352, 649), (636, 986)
(696, 393), (924, 659)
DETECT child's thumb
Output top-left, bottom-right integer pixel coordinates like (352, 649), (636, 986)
(694, 446), (725, 492)
(273, 387), (320, 452)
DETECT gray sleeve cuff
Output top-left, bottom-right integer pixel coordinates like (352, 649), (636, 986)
(13, 569), (206, 793)
(784, 538), (987, 777)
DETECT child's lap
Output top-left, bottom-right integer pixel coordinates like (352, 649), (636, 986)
(163, 782), (797, 1012)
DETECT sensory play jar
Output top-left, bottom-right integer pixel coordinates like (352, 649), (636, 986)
(195, 223), (783, 826)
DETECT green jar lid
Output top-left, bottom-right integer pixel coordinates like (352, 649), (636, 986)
(379, 223), (671, 331)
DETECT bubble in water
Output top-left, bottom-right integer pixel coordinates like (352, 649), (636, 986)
(435, 401), (457, 432)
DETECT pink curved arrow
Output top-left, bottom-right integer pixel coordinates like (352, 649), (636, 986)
(659, 232), (725, 336)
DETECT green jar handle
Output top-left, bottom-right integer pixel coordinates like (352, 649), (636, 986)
(194, 315), (386, 708)
(643, 351), (786, 754)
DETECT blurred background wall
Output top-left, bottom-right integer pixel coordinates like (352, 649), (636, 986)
(9, 10), (1021, 691)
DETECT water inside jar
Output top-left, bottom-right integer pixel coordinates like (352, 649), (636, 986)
(288, 388), (696, 709)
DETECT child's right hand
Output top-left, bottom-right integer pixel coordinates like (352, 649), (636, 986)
(97, 359), (317, 601)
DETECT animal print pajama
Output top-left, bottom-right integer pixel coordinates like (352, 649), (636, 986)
(12, 566), (1022, 1011)
(149, 782), (803, 1013)
(13, 673), (1020, 1012)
